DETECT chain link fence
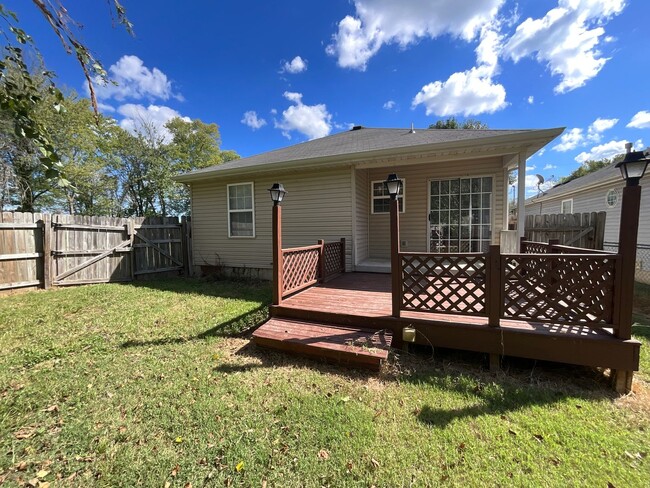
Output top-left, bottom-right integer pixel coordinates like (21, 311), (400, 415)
(604, 242), (650, 284)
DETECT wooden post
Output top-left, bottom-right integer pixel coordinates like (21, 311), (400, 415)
(128, 220), (136, 282)
(340, 237), (346, 273)
(487, 245), (500, 327)
(548, 238), (559, 250)
(390, 197), (401, 318)
(318, 239), (325, 282)
(41, 215), (52, 290)
(616, 184), (641, 340)
(272, 204), (283, 305)
(181, 216), (190, 277)
(519, 236), (527, 253)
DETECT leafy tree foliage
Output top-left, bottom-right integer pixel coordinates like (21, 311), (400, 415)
(429, 117), (489, 129)
(556, 156), (622, 186)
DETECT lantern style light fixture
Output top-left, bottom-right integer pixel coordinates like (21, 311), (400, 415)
(384, 173), (403, 199)
(268, 183), (287, 205)
(616, 143), (650, 186)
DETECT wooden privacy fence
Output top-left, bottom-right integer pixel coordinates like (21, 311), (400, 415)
(524, 211), (606, 249)
(0, 212), (192, 291)
(396, 241), (620, 330)
(280, 238), (345, 299)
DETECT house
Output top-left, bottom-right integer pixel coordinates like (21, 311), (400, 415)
(525, 163), (650, 284)
(176, 126), (563, 277)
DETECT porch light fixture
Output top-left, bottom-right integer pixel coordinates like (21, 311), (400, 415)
(268, 183), (287, 205)
(616, 144), (650, 186)
(384, 173), (403, 199)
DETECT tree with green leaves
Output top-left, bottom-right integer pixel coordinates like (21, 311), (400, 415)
(0, 1), (132, 182)
(556, 156), (623, 186)
(429, 117), (488, 129)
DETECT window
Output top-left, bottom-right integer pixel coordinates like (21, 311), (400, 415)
(561, 199), (573, 214)
(429, 177), (492, 253)
(371, 179), (405, 213)
(227, 182), (255, 237)
(606, 189), (619, 208)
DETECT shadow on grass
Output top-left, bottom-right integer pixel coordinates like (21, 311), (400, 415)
(118, 276), (271, 300)
(120, 304), (269, 348)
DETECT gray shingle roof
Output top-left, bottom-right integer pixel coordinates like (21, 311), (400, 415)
(177, 126), (561, 181)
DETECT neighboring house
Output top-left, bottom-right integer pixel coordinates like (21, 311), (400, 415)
(176, 126), (563, 278)
(525, 163), (650, 283)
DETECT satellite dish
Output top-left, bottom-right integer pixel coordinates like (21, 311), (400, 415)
(535, 174), (545, 195)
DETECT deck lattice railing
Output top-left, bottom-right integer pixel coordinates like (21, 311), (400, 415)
(280, 238), (345, 299)
(399, 252), (488, 316)
(501, 253), (619, 327)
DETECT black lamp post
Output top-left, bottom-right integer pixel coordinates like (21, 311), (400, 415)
(384, 173), (403, 200)
(384, 173), (403, 319)
(614, 144), (649, 392)
(269, 183), (286, 305)
(268, 183), (287, 205)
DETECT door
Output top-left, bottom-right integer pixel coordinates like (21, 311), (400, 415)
(428, 177), (493, 253)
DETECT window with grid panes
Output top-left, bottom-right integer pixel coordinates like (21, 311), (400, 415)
(429, 177), (492, 253)
(227, 183), (255, 237)
(371, 180), (405, 213)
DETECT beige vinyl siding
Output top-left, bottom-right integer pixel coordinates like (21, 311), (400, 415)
(355, 168), (369, 263)
(525, 175), (650, 247)
(366, 157), (505, 258)
(190, 166), (353, 272)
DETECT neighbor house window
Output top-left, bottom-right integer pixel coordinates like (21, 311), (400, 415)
(561, 199), (573, 214)
(371, 180), (405, 213)
(606, 189), (619, 208)
(227, 182), (255, 237)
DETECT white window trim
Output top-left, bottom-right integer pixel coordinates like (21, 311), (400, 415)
(370, 179), (406, 214)
(227, 182), (256, 238)
(605, 188), (619, 208)
(561, 198), (573, 214)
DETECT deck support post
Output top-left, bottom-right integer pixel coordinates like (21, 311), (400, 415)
(340, 238), (346, 273)
(519, 235), (527, 253)
(487, 245), (501, 327)
(272, 204), (283, 305)
(517, 151), (527, 239)
(616, 184), (641, 341)
(489, 353), (501, 372)
(613, 369), (634, 394)
(318, 240), (325, 282)
(390, 197), (401, 318)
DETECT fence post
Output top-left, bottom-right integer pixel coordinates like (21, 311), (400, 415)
(272, 204), (283, 305)
(390, 197), (401, 318)
(318, 240), (325, 282)
(181, 216), (190, 277)
(41, 215), (52, 290)
(128, 219), (136, 281)
(340, 238), (346, 273)
(487, 245), (501, 327)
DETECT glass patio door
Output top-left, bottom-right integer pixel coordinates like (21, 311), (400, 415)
(428, 177), (492, 253)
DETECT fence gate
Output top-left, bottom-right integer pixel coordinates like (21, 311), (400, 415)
(524, 211), (606, 250)
(1, 212), (192, 291)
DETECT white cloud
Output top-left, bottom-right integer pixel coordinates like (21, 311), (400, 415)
(97, 102), (116, 113)
(326, 0), (504, 70)
(502, 0), (626, 93)
(544, 164), (557, 170)
(575, 138), (644, 163)
(281, 56), (308, 74)
(274, 92), (332, 140)
(587, 117), (618, 141)
(241, 111), (267, 130)
(412, 24), (507, 116)
(93, 55), (181, 102)
(553, 128), (584, 152)
(627, 110), (650, 129)
(527, 95), (534, 104)
(383, 100), (396, 110)
(537, 148), (546, 157)
(117, 104), (190, 143)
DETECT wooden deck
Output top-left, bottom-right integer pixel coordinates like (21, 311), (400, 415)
(264, 273), (640, 372)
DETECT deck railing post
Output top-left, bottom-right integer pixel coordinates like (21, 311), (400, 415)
(272, 204), (283, 305)
(487, 245), (501, 327)
(340, 238), (346, 273)
(318, 239), (325, 282)
(519, 235), (527, 253)
(616, 184), (642, 341)
(548, 238), (559, 253)
(390, 197), (401, 318)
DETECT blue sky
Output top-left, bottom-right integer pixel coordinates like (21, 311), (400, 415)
(10, 0), (650, 194)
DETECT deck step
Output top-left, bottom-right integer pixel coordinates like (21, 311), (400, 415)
(252, 318), (393, 370)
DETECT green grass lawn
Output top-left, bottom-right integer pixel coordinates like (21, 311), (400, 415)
(0, 279), (648, 487)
